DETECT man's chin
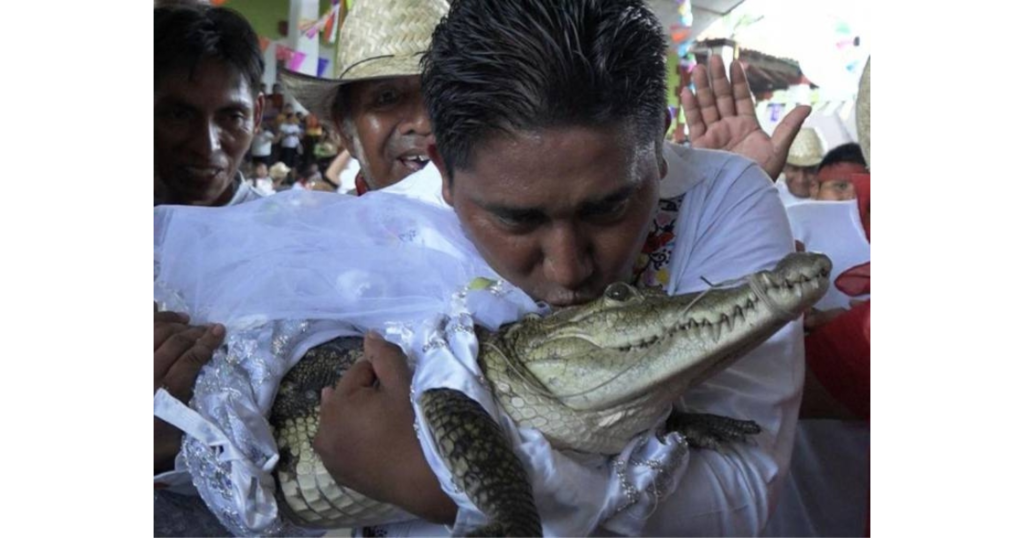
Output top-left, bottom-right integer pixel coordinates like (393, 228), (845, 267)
(170, 178), (233, 205)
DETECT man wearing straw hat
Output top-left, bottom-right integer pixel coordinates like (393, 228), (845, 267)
(777, 127), (827, 206)
(282, 0), (446, 195)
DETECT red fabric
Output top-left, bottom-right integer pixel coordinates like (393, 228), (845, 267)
(835, 262), (871, 297)
(817, 162), (867, 182)
(355, 172), (369, 196)
(804, 300), (871, 420)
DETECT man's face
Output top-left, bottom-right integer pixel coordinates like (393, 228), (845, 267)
(254, 163), (268, 178)
(336, 76), (433, 190)
(816, 179), (855, 201)
(815, 162), (867, 201)
(784, 164), (819, 198)
(155, 59), (263, 206)
(438, 126), (662, 307)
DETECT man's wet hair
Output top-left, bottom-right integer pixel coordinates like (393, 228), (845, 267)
(819, 142), (867, 171)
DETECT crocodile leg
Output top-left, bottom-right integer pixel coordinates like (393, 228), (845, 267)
(419, 388), (542, 537)
(665, 411), (762, 450)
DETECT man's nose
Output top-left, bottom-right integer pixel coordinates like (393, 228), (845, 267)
(542, 224), (595, 290)
(399, 98), (433, 138)
(189, 119), (222, 157)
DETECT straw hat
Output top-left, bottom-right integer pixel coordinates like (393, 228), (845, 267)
(786, 128), (826, 168)
(269, 162), (291, 181)
(280, 0), (449, 122)
(856, 57), (870, 168)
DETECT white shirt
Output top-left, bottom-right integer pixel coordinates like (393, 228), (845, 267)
(339, 155), (362, 194)
(279, 123), (302, 149)
(250, 130), (275, 157)
(226, 173), (266, 206)
(250, 177), (275, 197)
(371, 143), (803, 536)
(775, 175), (813, 207)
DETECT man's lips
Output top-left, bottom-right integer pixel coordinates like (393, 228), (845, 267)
(180, 166), (228, 184)
(397, 153), (429, 172)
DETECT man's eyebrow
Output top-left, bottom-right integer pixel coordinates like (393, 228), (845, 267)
(476, 183), (638, 219)
(579, 184), (637, 212)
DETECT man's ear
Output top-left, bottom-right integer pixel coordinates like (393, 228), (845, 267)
(428, 144), (454, 207)
(334, 117), (355, 154)
(663, 108), (673, 138)
(253, 93), (265, 131)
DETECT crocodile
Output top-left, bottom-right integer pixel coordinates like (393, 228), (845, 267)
(269, 252), (832, 535)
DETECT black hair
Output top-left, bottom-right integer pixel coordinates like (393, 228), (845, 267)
(818, 142), (867, 171)
(423, 0), (668, 177)
(154, 4), (264, 95)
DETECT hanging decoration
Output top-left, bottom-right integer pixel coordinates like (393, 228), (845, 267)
(298, 0), (343, 42)
(671, 0), (697, 72)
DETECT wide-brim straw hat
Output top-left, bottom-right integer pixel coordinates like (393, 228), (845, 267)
(280, 0), (449, 122)
(269, 162), (291, 181)
(786, 127), (826, 168)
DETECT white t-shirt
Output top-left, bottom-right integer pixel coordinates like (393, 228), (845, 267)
(339, 155), (362, 194)
(250, 130), (275, 157)
(775, 175), (813, 207)
(225, 173), (266, 206)
(372, 143), (803, 536)
(279, 123), (302, 149)
(251, 177), (275, 196)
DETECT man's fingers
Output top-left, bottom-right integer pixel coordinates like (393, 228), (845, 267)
(364, 333), (413, 391)
(709, 55), (736, 118)
(154, 326), (207, 379)
(731, 60), (757, 117)
(155, 310), (190, 324)
(160, 325), (224, 398)
(154, 321), (191, 350)
(691, 64), (720, 127)
(337, 358), (377, 394)
(771, 105), (812, 156)
(679, 88), (706, 140)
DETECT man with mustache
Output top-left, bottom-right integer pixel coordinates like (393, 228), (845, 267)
(282, 0), (446, 195)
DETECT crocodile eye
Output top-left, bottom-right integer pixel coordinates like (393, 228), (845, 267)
(604, 282), (636, 303)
